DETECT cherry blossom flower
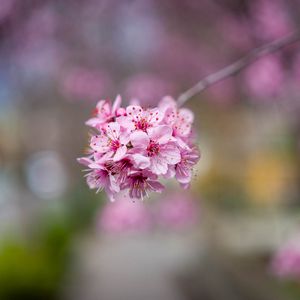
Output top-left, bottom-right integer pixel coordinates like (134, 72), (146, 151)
(78, 157), (119, 201)
(130, 125), (181, 175)
(175, 147), (200, 189)
(118, 105), (163, 133)
(90, 122), (129, 162)
(85, 95), (124, 129)
(78, 95), (200, 200)
(86, 169), (119, 202)
(122, 170), (164, 200)
(159, 96), (194, 139)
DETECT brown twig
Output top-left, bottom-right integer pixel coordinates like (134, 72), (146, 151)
(177, 31), (300, 107)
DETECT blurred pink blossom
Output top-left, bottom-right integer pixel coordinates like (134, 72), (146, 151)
(98, 192), (152, 234)
(124, 73), (175, 107)
(12, 5), (62, 78)
(250, 0), (293, 41)
(24, 5), (58, 40)
(271, 235), (300, 280)
(218, 15), (252, 50)
(13, 42), (63, 80)
(243, 56), (284, 100)
(0, 0), (16, 22)
(157, 192), (199, 230)
(61, 67), (112, 101)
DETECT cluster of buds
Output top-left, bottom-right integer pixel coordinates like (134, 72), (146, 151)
(78, 95), (200, 201)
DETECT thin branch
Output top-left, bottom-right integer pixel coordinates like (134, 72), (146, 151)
(177, 31), (300, 107)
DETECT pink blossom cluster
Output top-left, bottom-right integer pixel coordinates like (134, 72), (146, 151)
(78, 95), (200, 201)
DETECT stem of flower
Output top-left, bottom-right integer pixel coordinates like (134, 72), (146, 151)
(177, 31), (300, 107)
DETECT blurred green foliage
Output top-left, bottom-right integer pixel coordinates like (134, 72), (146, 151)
(0, 240), (67, 299)
(0, 185), (103, 300)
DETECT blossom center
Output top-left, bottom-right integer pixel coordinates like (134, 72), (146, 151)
(105, 158), (132, 175)
(135, 118), (150, 131)
(147, 140), (160, 157)
(132, 174), (147, 191)
(109, 139), (120, 151)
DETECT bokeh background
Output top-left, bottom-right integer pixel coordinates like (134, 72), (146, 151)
(1, 0), (300, 299)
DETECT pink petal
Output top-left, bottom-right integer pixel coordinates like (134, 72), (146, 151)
(106, 122), (120, 139)
(119, 132), (130, 145)
(87, 176), (98, 189)
(180, 182), (190, 190)
(126, 105), (143, 117)
(176, 166), (192, 184)
(77, 157), (93, 166)
(150, 156), (168, 175)
(109, 175), (120, 193)
(176, 137), (191, 150)
(147, 108), (164, 125)
(88, 162), (104, 169)
(116, 107), (126, 116)
(131, 154), (150, 169)
(90, 136), (109, 153)
(147, 125), (172, 144)
(107, 191), (116, 202)
(163, 165), (176, 178)
(160, 145), (181, 165)
(117, 116), (135, 132)
(85, 117), (101, 127)
(179, 108), (194, 123)
(147, 180), (164, 193)
(113, 145), (127, 161)
(96, 100), (111, 114)
(159, 96), (177, 112)
(130, 130), (149, 149)
(112, 95), (122, 114)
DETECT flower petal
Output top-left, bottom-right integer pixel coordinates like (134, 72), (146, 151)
(130, 130), (149, 149)
(163, 165), (176, 178)
(147, 180), (164, 193)
(106, 122), (120, 139)
(147, 125), (172, 144)
(77, 157), (93, 166)
(85, 117), (101, 127)
(147, 108), (164, 125)
(126, 105), (143, 118)
(176, 165), (192, 184)
(112, 95), (122, 114)
(131, 154), (150, 169)
(160, 145), (181, 165)
(117, 116), (135, 132)
(150, 156), (168, 175)
(113, 145), (127, 161)
(179, 108), (194, 123)
(90, 135), (109, 153)
(109, 175), (120, 193)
